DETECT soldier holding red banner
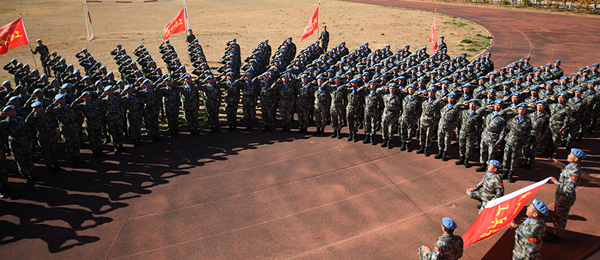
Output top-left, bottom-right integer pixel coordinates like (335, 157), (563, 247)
(467, 159), (505, 214)
(418, 217), (464, 260)
(509, 198), (548, 260)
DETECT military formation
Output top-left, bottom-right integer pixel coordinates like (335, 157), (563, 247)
(0, 30), (596, 259)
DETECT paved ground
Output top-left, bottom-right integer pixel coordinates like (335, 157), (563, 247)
(2, 1), (600, 259)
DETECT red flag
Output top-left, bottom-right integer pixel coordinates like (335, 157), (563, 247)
(163, 8), (186, 40)
(0, 18), (30, 55)
(428, 9), (437, 54)
(462, 177), (550, 247)
(301, 6), (319, 42)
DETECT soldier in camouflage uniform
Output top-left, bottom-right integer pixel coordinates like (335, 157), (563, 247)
(121, 85), (144, 145)
(509, 199), (548, 259)
(239, 73), (259, 130)
(199, 75), (222, 133)
(547, 93), (571, 159)
(325, 76), (347, 138)
(467, 160), (505, 214)
(222, 72), (240, 131)
(380, 84), (402, 149)
(362, 79), (383, 144)
(71, 92), (105, 157)
(158, 77), (182, 137)
(274, 74), (296, 133)
(567, 87), (586, 144)
(26, 101), (63, 175)
(501, 103), (532, 183)
(456, 99), (485, 168)
(46, 93), (82, 166)
(477, 100), (507, 172)
(179, 74), (201, 136)
(399, 85), (421, 151)
(0, 106), (35, 184)
(418, 217), (464, 260)
(543, 148), (585, 243)
(522, 100), (550, 170)
(137, 79), (161, 142)
(98, 86), (124, 152)
(418, 87), (444, 156)
(313, 76), (331, 136)
(259, 73), (276, 132)
(435, 93), (460, 161)
(296, 74), (316, 133)
(583, 80), (599, 135)
(346, 79), (366, 142)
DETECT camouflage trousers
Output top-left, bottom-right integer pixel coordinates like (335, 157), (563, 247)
(205, 105), (220, 127)
(60, 127), (80, 157)
(523, 134), (542, 164)
(437, 128), (453, 153)
(553, 191), (575, 236)
(381, 116), (397, 141)
(346, 109), (361, 134)
(0, 148), (7, 185)
(183, 108), (199, 129)
(127, 112), (143, 140)
(261, 103), (275, 127)
(85, 125), (103, 151)
(459, 131), (477, 159)
(314, 106), (328, 128)
(467, 189), (491, 214)
(243, 102), (256, 125)
(480, 137), (500, 165)
(503, 142), (523, 172)
(279, 104), (292, 126)
(37, 135), (58, 164)
(418, 246), (433, 260)
(225, 103), (238, 127)
(364, 113), (378, 135)
(330, 106), (345, 131)
(548, 127), (566, 152)
(297, 104), (311, 128)
(143, 110), (160, 136)
(419, 122), (436, 148)
(165, 108), (180, 133)
(399, 118), (417, 144)
(107, 113), (124, 147)
(9, 137), (33, 176)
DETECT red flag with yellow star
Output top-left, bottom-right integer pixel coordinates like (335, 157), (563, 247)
(163, 8), (186, 40)
(462, 177), (550, 247)
(0, 18), (29, 55)
(300, 6), (319, 42)
(428, 9), (437, 53)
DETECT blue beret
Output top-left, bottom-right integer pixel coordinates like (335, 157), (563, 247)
(104, 85), (113, 92)
(2, 105), (15, 112)
(571, 148), (586, 159)
(499, 67), (506, 71)
(81, 91), (90, 97)
(142, 79), (151, 85)
(8, 96), (19, 102)
(406, 84), (416, 89)
(490, 159), (502, 169)
(397, 76), (406, 80)
(31, 101), (43, 108)
(494, 100), (505, 105)
(516, 103), (527, 108)
(588, 80), (597, 84)
(592, 63), (599, 67)
(300, 74), (308, 78)
(554, 60), (561, 63)
(362, 72), (369, 77)
(54, 93), (65, 100)
(557, 93), (568, 97)
(368, 79), (377, 83)
(33, 88), (42, 94)
(388, 83), (397, 88)
(2, 80), (9, 86)
(447, 93), (457, 97)
(487, 89), (496, 93)
(333, 75), (341, 79)
(61, 83), (71, 89)
(511, 92), (521, 97)
(95, 80), (104, 85)
(536, 100), (547, 105)
(462, 83), (472, 89)
(574, 87), (584, 91)
(478, 76), (486, 80)
(206, 75), (214, 80)
(441, 80), (450, 84)
(442, 217), (457, 230)
(508, 64), (515, 68)
(14, 85), (24, 90)
(468, 98), (479, 103)
(502, 81), (512, 85)
(523, 56), (530, 60)
(533, 199), (549, 216)
(490, 72), (498, 76)
(123, 85), (132, 91)
(546, 81), (555, 85)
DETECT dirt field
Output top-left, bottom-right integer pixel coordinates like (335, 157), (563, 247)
(0, 0), (488, 83)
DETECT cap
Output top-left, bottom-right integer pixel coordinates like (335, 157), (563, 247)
(516, 103), (527, 108)
(571, 148), (586, 159)
(54, 93), (65, 100)
(2, 105), (15, 112)
(532, 199), (549, 216)
(468, 98), (479, 103)
(494, 100), (505, 106)
(447, 93), (457, 98)
(490, 159), (502, 169)
(31, 101), (43, 108)
(442, 217), (457, 230)
(8, 96), (19, 102)
(487, 89), (496, 93)
(61, 83), (71, 89)
(557, 93), (568, 97)
(536, 100), (547, 105)
(104, 85), (113, 92)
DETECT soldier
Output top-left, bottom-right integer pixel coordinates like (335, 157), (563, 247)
(456, 99), (485, 168)
(362, 79), (383, 144)
(501, 103), (532, 183)
(26, 101), (63, 175)
(345, 79), (366, 142)
(259, 73), (276, 132)
(583, 80), (599, 134)
(435, 93), (460, 161)
(31, 39), (51, 77)
(121, 85), (144, 146)
(522, 100), (550, 170)
(313, 76), (331, 136)
(399, 85), (421, 151)
(98, 86), (124, 152)
(380, 84), (402, 149)
(71, 91), (105, 157)
(543, 148), (585, 243)
(159, 77), (182, 137)
(318, 26), (329, 52)
(0, 106), (35, 185)
(509, 199), (548, 259)
(274, 74), (296, 132)
(567, 87), (586, 144)
(199, 75), (222, 133)
(137, 79), (161, 142)
(477, 100), (507, 172)
(467, 160), (504, 214)
(186, 29), (196, 44)
(418, 217), (463, 260)
(547, 93), (571, 159)
(418, 87), (444, 156)
(326, 76), (347, 138)
(238, 73), (259, 130)
(296, 74), (316, 133)
(222, 72), (240, 131)
(179, 74), (201, 136)
(46, 93), (82, 166)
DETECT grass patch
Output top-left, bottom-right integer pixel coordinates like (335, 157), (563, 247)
(461, 39), (473, 44)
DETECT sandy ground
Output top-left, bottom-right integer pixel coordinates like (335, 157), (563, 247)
(0, 0), (488, 83)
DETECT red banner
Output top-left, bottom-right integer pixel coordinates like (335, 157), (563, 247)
(163, 8), (186, 40)
(462, 177), (550, 247)
(428, 9), (437, 54)
(301, 6), (319, 42)
(0, 18), (29, 55)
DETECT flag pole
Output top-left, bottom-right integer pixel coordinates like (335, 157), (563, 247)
(184, 0), (191, 30)
(20, 12), (38, 70)
(317, 2), (320, 36)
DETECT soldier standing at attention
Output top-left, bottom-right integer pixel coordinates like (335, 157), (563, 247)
(296, 74), (316, 133)
(398, 84), (421, 152)
(501, 103), (532, 183)
(121, 85), (144, 146)
(99, 86), (125, 153)
(179, 74), (201, 136)
(435, 93), (460, 161)
(543, 148), (585, 243)
(456, 99), (485, 168)
(138, 79), (161, 142)
(199, 75), (222, 133)
(259, 73), (276, 132)
(318, 26), (329, 53)
(380, 84), (402, 149)
(238, 73), (259, 130)
(31, 39), (51, 77)
(345, 79), (366, 142)
(159, 77), (182, 137)
(547, 93), (570, 159)
(274, 74), (296, 133)
(26, 101), (63, 175)
(46, 93), (83, 166)
(71, 92), (105, 157)
(522, 100), (549, 170)
(186, 29), (196, 44)
(467, 160), (504, 214)
(0, 106), (36, 185)
(509, 199), (548, 260)
(313, 76), (330, 136)
(362, 79), (383, 145)
(418, 217), (464, 260)
(325, 75), (347, 139)
(417, 87), (444, 156)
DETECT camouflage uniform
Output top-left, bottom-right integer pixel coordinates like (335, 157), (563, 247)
(121, 93), (143, 142)
(480, 111), (507, 165)
(137, 87), (161, 139)
(437, 104), (461, 155)
(418, 234), (464, 260)
(99, 96), (124, 149)
(296, 83), (316, 130)
(467, 171), (504, 214)
(259, 80), (276, 130)
(524, 111), (550, 165)
(180, 82), (200, 131)
(314, 86), (331, 130)
(275, 81), (297, 129)
(583, 89), (599, 134)
(158, 85), (181, 135)
(419, 97), (444, 149)
(399, 94), (422, 148)
(0, 116), (34, 180)
(513, 218), (545, 260)
(363, 88), (384, 139)
(458, 107), (485, 163)
(327, 83), (348, 134)
(222, 80), (240, 129)
(552, 163), (581, 236)
(46, 103), (80, 158)
(25, 112), (59, 166)
(566, 97), (586, 144)
(71, 99), (104, 153)
(381, 93), (402, 145)
(502, 114), (532, 175)
(240, 79), (260, 128)
(346, 87), (367, 138)
(547, 103), (570, 157)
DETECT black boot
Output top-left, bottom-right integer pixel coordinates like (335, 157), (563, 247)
(336, 131), (342, 139)
(387, 140), (393, 149)
(455, 157), (465, 165)
(262, 125), (269, 132)
(398, 142), (405, 151)
(526, 161), (532, 170)
(435, 151), (443, 159)
(508, 171), (515, 183)
(53, 163), (65, 173)
(0, 184), (7, 199)
(442, 151), (448, 161)
(464, 157), (471, 168)
(501, 171), (508, 180)
(416, 146), (424, 154)
(71, 157), (79, 167)
(424, 148), (430, 157)
(330, 130), (337, 138)
(404, 143), (411, 152)
(475, 164), (487, 172)
(347, 133), (353, 142)
(363, 135), (370, 144)
(352, 134), (357, 142)
(371, 135), (376, 145)
(380, 139), (387, 148)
